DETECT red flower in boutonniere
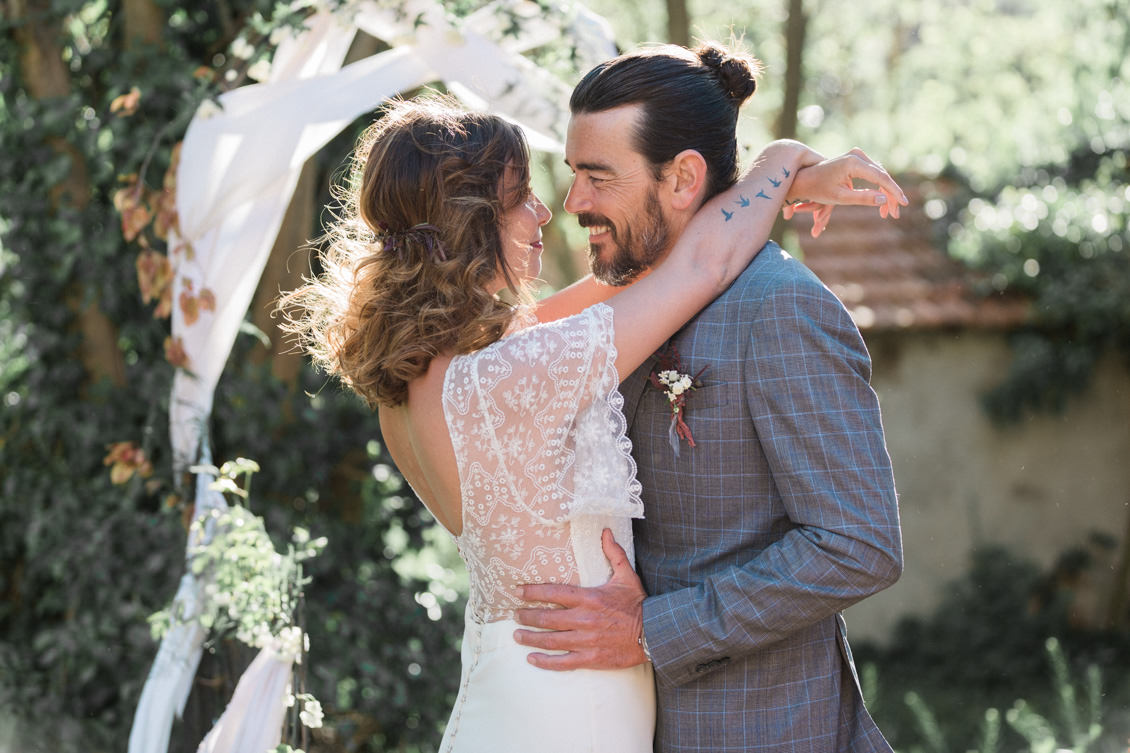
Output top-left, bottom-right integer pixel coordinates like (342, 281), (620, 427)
(648, 345), (707, 455)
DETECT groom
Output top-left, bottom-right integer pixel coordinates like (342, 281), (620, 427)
(514, 43), (904, 752)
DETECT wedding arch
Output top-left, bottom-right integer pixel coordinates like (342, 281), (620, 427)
(128, 2), (616, 751)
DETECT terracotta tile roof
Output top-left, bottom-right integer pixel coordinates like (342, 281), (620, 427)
(791, 179), (1031, 331)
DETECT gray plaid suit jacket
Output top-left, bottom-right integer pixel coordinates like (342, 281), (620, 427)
(621, 243), (902, 753)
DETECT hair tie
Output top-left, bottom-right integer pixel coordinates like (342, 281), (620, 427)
(377, 222), (447, 263)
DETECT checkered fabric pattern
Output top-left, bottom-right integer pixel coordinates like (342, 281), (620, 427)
(623, 243), (903, 753)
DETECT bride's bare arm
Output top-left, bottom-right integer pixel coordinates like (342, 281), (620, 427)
(604, 141), (904, 381)
(533, 272), (623, 324)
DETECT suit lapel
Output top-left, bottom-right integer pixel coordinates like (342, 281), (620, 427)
(621, 353), (658, 430)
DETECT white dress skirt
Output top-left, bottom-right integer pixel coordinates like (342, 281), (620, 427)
(438, 610), (656, 752)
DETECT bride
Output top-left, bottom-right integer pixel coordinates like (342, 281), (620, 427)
(281, 93), (901, 751)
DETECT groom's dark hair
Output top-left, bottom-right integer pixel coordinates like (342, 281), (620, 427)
(569, 42), (762, 202)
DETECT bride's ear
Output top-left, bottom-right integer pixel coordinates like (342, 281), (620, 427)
(665, 149), (708, 211)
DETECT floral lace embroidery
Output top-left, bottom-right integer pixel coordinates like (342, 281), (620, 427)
(441, 303), (643, 623)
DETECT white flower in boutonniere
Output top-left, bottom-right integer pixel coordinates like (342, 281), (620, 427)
(648, 347), (707, 455)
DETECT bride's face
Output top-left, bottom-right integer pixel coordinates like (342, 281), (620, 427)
(495, 167), (552, 290)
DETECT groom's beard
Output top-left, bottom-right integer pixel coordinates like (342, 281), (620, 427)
(582, 186), (671, 287)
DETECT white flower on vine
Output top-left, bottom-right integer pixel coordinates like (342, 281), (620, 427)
(230, 37), (255, 60)
(276, 625), (304, 660)
(299, 698), (324, 729)
(247, 60), (272, 82)
(196, 99), (222, 121)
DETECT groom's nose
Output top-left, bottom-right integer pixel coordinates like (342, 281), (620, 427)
(563, 179), (589, 215)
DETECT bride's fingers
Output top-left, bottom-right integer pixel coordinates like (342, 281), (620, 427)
(811, 204), (834, 238)
(846, 148), (907, 209)
(811, 150), (905, 211)
(783, 201), (818, 217)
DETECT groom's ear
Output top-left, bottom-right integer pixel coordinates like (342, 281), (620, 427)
(664, 149), (709, 211)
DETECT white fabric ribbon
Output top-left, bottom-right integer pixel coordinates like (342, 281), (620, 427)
(128, 469), (226, 753)
(194, 646), (296, 753)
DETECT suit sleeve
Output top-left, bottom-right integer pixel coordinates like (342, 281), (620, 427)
(640, 275), (903, 687)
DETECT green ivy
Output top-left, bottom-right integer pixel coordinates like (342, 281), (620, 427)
(944, 144), (1130, 423)
(0, 2), (466, 751)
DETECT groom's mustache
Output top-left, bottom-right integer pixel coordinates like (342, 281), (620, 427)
(576, 213), (615, 234)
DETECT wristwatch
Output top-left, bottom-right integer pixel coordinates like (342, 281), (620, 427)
(638, 631), (652, 662)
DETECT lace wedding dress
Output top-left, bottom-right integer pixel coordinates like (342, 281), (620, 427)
(438, 302), (655, 752)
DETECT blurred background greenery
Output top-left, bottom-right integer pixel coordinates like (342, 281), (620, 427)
(1, 0), (1128, 751)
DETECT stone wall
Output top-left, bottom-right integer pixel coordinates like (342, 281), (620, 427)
(844, 330), (1130, 642)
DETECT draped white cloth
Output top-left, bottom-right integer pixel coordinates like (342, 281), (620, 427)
(128, 3), (615, 753)
(194, 646), (296, 753)
(128, 470), (226, 753)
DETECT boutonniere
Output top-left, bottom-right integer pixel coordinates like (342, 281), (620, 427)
(648, 345), (707, 456)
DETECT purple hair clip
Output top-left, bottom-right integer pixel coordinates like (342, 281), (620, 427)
(378, 222), (446, 263)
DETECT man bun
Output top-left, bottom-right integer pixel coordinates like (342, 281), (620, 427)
(696, 43), (761, 106)
(569, 42), (756, 202)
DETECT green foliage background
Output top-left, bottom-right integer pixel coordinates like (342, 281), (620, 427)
(2, 0), (1128, 752)
(0, 1), (465, 750)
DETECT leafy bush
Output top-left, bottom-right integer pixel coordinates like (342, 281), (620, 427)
(856, 545), (1130, 753)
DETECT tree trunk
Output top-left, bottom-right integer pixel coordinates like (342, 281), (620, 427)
(123, 0), (165, 48)
(776, 0), (806, 141)
(250, 160), (316, 384)
(665, 0), (690, 47)
(773, 0), (807, 250)
(9, 0), (127, 387)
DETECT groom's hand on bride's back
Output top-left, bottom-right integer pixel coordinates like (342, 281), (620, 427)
(513, 528), (650, 671)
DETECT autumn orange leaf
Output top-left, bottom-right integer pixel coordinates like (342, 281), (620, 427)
(113, 182), (152, 242)
(154, 143), (181, 239)
(136, 249), (171, 301)
(136, 249), (174, 319)
(152, 191), (177, 240)
(179, 290), (200, 326)
(110, 86), (141, 116)
(164, 336), (190, 369)
(155, 287), (173, 319)
(103, 441), (153, 485)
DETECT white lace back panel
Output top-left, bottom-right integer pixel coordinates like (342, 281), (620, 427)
(442, 302), (644, 623)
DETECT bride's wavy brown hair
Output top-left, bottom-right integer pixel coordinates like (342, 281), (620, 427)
(279, 96), (533, 407)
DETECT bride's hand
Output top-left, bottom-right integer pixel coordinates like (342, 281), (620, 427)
(782, 147), (908, 237)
